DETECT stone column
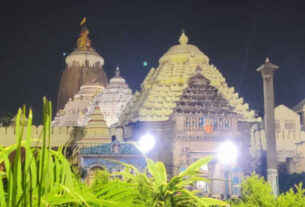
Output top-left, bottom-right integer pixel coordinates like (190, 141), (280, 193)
(257, 57), (279, 196)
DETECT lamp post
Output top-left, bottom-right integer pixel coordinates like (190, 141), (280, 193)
(257, 58), (279, 196)
(217, 140), (238, 197)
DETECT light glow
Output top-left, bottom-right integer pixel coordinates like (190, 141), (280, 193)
(136, 133), (155, 153)
(217, 140), (238, 165)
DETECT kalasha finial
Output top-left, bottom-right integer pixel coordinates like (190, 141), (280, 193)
(115, 66), (120, 76)
(265, 57), (270, 63)
(179, 29), (188, 45)
(77, 17), (92, 50)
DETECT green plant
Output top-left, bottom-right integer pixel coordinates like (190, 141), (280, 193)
(277, 182), (305, 207)
(0, 98), (138, 207)
(230, 173), (276, 207)
(0, 98), (90, 206)
(115, 157), (228, 207)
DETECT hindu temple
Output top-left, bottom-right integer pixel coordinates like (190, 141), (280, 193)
(3, 19), (305, 198)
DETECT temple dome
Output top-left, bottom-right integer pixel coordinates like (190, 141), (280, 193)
(108, 66), (127, 85)
(65, 24), (104, 67)
(159, 31), (209, 64)
(74, 84), (104, 99)
(119, 31), (259, 124)
(66, 48), (104, 67)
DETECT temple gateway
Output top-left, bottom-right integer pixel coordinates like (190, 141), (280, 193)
(2, 20), (305, 198)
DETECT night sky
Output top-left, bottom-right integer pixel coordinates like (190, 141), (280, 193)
(1, 0), (305, 123)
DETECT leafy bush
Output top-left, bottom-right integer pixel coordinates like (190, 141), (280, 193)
(112, 157), (228, 207)
(277, 183), (305, 207)
(230, 173), (275, 207)
(231, 173), (305, 207)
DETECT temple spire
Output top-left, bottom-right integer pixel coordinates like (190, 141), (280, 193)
(179, 29), (188, 45)
(115, 66), (120, 76)
(265, 57), (270, 63)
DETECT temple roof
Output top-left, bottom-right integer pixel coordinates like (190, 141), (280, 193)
(119, 32), (259, 124)
(175, 67), (237, 115)
(159, 31), (209, 64)
(108, 66), (128, 85)
(53, 82), (104, 127)
(81, 66), (133, 127)
(77, 106), (111, 147)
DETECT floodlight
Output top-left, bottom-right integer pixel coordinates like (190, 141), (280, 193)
(217, 140), (238, 165)
(136, 133), (155, 153)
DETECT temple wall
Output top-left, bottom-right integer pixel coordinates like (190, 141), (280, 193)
(286, 141), (305, 174)
(250, 129), (305, 163)
(251, 105), (305, 164)
(0, 125), (75, 147)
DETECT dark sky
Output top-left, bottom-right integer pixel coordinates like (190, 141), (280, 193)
(1, 0), (305, 123)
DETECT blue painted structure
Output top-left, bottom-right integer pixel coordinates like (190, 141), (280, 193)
(79, 140), (146, 173)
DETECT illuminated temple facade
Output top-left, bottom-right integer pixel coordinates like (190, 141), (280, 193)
(3, 20), (305, 197)
(114, 32), (260, 196)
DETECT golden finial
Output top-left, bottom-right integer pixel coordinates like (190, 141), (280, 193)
(179, 29), (188, 45)
(80, 17), (87, 26)
(77, 17), (91, 50)
(265, 57), (270, 63)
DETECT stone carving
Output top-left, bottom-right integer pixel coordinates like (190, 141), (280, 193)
(175, 67), (238, 134)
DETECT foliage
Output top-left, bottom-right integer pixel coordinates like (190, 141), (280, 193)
(0, 98), (79, 206)
(230, 174), (305, 207)
(277, 183), (305, 207)
(230, 173), (276, 207)
(114, 157), (228, 207)
(0, 98), (137, 206)
(0, 98), (226, 207)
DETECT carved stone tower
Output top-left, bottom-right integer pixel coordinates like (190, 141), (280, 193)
(57, 18), (108, 110)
